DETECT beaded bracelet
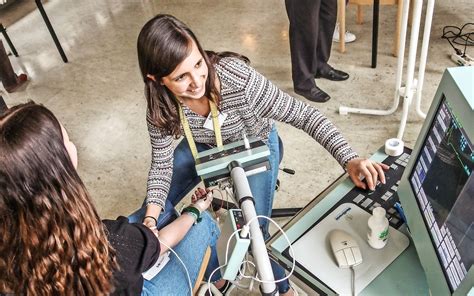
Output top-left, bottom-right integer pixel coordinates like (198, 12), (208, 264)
(181, 206), (202, 224)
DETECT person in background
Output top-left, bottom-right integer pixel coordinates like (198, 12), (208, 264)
(0, 102), (220, 295)
(333, 23), (357, 43)
(136, 14), (388, 295)
(285, 0), (350, 103)
(333, 0), (357, 43)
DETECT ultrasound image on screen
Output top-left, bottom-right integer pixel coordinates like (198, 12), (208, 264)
(410, 97), (474, 291)
(422, 121), (473, 227)
(448, 175), (474, 266)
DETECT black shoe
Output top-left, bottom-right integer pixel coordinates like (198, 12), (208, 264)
(294, 87), (331, 102)
(315, 68), (349, 81)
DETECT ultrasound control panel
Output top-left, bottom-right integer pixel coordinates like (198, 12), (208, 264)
(195, 141), (264, 164)
(317, 147), (412, 229)
(231, 209), (246, 231)
(195, 137), (271, 187)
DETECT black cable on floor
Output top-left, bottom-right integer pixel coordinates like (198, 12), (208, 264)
(441, 23), (474, 57)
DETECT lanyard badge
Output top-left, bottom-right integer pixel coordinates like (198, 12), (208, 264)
(203, 111), (227, 131)
(179, 100), (224, 160)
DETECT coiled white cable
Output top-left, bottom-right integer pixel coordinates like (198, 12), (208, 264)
(204, 214), (296, 294)
(238, 215), (296, 285)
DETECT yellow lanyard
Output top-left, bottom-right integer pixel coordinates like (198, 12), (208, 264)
(178, 99), (223, 160)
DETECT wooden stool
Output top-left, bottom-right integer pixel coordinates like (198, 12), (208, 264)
(193, 246), (211, 295)
(337, 0), (403, 56)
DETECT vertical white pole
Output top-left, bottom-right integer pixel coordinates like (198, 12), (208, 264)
(397, 0), (424, 140)
(230, 165), (277, 295)
(394, 0), (411, 107)
(415, 0), (435, 119)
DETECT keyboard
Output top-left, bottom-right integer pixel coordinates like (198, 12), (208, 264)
(318, 147), (412, 229)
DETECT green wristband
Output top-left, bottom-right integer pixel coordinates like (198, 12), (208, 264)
(182, 206), (202, 223)
(183, 211), (199, 223)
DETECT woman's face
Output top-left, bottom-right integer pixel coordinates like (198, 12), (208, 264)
(159, 40), (208, 101)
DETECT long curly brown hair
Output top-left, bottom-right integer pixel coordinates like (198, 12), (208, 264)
(0, 102), (116, 295)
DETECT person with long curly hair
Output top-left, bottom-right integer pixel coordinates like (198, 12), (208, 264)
(0, 102), (220, 295)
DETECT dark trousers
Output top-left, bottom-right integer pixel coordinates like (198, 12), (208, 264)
(285, 0), (337, 92)
(0, 40), (18, 88)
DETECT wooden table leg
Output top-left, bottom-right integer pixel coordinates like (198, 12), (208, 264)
(394, 0), (403, 56)
(338, 0), (346, 53)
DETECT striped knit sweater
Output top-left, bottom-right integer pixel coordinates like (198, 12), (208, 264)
(145, 57), (358, 208)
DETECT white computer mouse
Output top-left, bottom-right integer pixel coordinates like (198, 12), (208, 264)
(328, 229), (363, 268)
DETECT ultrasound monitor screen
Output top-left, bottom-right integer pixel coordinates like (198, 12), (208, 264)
(409, 96), (474, 292)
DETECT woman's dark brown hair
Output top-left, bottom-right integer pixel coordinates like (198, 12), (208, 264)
(137, 14), (248, 138)
(0, 102), (116, 295)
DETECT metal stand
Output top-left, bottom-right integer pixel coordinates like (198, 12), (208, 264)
(194, 137), (284, 294)
(0, 24), (18, 57)
(230, 162), (278, 295)
(371, 0), (380, 68)
(339, 0), (435, 140)
(35, 0), (68, 63)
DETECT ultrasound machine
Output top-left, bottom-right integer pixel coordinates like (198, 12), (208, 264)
(267, 67), (473, 295)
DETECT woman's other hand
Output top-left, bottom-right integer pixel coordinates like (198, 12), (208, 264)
(346, 158), (389, 191)
(143, 216), (158, 229)
(191, 187), (213, 212)
(143, 204), (162, 229)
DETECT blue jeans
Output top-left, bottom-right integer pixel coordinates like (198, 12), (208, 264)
(133, 212), (220, 295)
(129, 194), (222, 285)
(134, 125), (289, 293)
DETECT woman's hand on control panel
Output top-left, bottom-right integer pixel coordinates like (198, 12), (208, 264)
(346, 158), (390, 191)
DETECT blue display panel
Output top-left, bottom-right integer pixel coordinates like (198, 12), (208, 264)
(409, 96), (474, 292)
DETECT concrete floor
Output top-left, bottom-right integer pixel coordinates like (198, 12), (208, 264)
(1, 0), (471, 293)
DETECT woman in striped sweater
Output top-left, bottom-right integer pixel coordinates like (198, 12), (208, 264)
(135, 14), (389, 295)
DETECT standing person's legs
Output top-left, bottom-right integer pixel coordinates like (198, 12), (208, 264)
(141, 212), (221, 295)
(247, 126), (291, 294)
(316, 0), (338, 74)
(285, 0), (321, 93)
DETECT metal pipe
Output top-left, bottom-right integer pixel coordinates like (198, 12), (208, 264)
(415, 0), (435, 120)
(35, 0), (68, 63)
(394, 0), (411, 108)
(371, 0), (380, 68)
(338, 0), (411, 116)
(230, 165), (277, 295)
(0, 24), (18, 57)
(397, 0), (424, 140)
